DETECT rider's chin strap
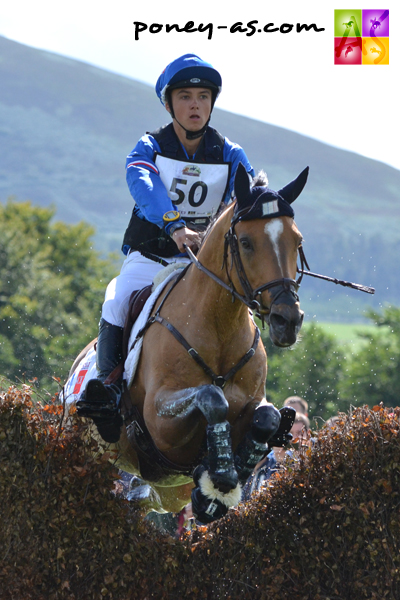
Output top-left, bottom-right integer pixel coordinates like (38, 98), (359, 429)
(173, 116), (211, 140)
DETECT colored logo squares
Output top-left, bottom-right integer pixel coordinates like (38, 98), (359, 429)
(334, 9), (389, 64)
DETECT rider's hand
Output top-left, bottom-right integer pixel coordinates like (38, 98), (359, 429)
(171, 227), (201, 253)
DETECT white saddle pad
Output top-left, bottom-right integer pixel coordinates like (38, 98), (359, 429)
(124, 269), (181, 388)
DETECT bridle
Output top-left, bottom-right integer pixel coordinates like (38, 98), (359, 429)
(184, 209), (306, 328)
(222, 218), (307, 310)
(184, 208), (374, 327)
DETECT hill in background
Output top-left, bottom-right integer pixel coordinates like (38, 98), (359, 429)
(1, 35), (399, 321)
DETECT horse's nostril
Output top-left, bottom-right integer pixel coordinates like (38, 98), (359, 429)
(271, 314), (287, 328)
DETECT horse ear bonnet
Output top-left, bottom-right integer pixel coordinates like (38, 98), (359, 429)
(234, 164), (309, 222)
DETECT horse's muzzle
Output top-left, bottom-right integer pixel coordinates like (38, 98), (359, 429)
(268, 301), (304, 347)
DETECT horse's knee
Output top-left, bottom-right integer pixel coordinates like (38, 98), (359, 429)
(251, 403), (281, 443)
(194, 384), (228, 425)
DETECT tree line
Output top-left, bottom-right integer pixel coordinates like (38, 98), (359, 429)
(0, 200), (118, 392)
(1, 200), (399, 419)
(263, 305), (400, 421)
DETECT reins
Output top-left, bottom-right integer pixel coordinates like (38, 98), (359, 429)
(296, 245), (375, 295)
(185, 222), (374, 318)
(130, 259), (262, 389)
(131, 208), (374, 387)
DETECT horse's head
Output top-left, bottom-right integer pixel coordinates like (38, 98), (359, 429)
(229, 163), (309, 347)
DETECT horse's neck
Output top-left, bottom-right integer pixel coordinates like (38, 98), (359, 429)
(183, 207), (250, 340)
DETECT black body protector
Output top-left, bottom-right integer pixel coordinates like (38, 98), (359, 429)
(122, 123), (230, 258)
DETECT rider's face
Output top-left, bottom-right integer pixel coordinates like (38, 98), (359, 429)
(167, 88), (212, 132)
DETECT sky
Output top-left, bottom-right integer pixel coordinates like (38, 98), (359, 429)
(1, 0), (399, 170)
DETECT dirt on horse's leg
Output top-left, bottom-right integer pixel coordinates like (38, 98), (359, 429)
(234, 402), (281, 485)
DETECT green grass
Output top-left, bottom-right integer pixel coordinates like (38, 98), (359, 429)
(306, 321), (382, 352)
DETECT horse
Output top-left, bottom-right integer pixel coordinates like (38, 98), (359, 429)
(66, 163), (308, 523)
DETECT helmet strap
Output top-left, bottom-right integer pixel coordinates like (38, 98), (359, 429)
(173, 115), (211, 140)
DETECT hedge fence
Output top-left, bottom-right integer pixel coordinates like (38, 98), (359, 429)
(1, 385), (399, 599)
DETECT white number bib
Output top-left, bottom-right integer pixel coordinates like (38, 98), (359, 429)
(155, 154), (230, 218)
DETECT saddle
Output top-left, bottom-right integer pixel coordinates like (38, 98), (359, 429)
(122, 285), (153, 361)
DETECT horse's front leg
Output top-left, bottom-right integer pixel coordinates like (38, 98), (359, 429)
(153, 383), (241, 522)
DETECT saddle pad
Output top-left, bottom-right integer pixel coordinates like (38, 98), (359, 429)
(124, 268), (183, 388)
(62, 345), (98, 405)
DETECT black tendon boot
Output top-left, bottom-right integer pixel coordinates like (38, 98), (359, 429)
(76, 319), (124, 443)
(235, 405), (295, 485)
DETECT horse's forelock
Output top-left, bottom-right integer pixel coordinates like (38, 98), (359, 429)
(251, 170), (268, 189)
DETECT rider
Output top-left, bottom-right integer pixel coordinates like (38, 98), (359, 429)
(77, 54), (254, 443)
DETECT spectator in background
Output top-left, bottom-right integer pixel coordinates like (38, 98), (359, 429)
(325, 415), (341, 428)
(283, 395), (308, 417)
(273, 413), (310, 463)
(242, 414), (311, 500)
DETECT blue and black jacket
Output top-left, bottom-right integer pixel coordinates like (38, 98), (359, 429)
(122, 123), (254, 257)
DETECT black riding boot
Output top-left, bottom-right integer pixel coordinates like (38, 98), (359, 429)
(76, 318), (124, 443)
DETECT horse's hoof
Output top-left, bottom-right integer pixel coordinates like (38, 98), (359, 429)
(191, 487), (228, 524)
(197, 468), (242, 508)
(210, 468), (239, 493)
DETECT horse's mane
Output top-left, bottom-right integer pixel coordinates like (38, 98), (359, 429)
(198, 202), (232, 248)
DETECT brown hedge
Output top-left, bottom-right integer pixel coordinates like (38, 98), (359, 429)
(1, 386), (399, 600)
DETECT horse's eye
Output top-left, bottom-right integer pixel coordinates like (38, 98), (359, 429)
(240, 237), (253, 251)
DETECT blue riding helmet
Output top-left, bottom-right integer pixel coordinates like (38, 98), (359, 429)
(156, 54), (222, 108)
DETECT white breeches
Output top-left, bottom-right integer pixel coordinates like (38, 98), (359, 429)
(101, 251), (189, 327)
